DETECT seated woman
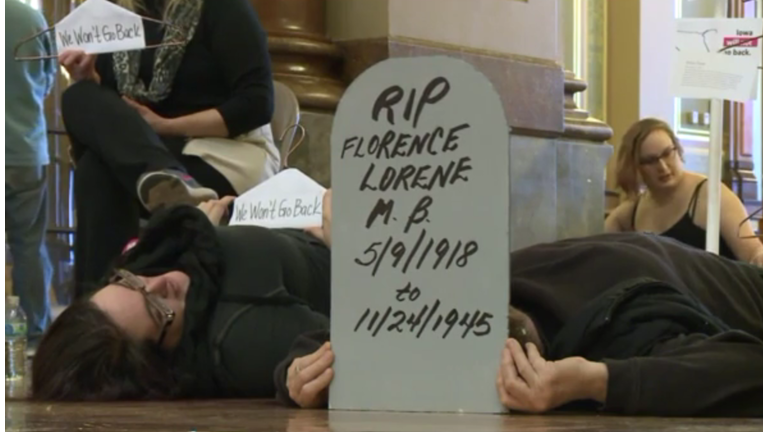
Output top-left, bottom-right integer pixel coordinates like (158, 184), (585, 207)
(59, 0), (280, 296)
(32, 195), (330, 400)
(604, 118), (762, 265)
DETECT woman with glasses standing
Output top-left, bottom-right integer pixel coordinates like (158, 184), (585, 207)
(31, 193), (333, 401)
(605, 118), (762, 266)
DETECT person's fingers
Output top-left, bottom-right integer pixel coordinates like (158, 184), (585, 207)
(298, 350), (334, 384)
(525, 343), (547, 371)
(197, 200), (213, 213)
(296, 342), (331, 371)
(500, 346), (527, 391)
(219, 196), (236, 206)
(507, 339), (537, 385)
(496, 367), (516, 409)
(300, 368), (334, 403)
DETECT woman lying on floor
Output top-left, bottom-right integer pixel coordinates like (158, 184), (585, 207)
(32, 195), (331, 400)
(32, 191), (761, 417)
(275, 206), (762, 418)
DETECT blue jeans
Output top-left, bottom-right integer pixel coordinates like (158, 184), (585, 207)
(5, 165), (52, 339)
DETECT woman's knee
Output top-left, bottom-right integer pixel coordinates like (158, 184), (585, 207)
(62, 81), (101, 112)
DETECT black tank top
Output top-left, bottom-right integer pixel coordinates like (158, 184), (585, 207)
(631, 179), (738, 260)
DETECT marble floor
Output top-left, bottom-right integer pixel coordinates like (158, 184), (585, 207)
(5, 396), (763, 432)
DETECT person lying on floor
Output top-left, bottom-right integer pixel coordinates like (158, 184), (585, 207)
(31, 196), (331, 401)
(275, 230), (762, 417)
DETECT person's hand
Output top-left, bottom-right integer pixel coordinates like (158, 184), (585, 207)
(122, 96), (173, 135)
(197, 196), (235, 226)
(286, 342), (334, 409)
(305, 189), (332, 247)
(496, 339), (606, 414)
(58, 50), (99, 83)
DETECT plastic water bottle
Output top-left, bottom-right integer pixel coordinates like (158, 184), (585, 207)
(5, 296), (27, 381)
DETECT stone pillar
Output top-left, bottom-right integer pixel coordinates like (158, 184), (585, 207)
(250, 0), (345, 111)
(321, 0), (613, 249)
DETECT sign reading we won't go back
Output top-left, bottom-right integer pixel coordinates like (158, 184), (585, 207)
(329, 56), (510, 414)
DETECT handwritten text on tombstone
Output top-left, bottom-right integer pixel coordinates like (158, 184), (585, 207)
(330, 57), (510, 413)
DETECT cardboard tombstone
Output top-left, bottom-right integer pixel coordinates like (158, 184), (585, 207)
(329, 56), (511, 413)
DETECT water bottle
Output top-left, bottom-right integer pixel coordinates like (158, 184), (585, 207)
(5, 296), (27, 380)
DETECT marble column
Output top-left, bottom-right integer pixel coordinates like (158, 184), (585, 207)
(563, 72), (613, 143)
(249, 0), (345, 111)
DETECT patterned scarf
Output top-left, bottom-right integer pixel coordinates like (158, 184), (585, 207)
(112, 0), (204, 103)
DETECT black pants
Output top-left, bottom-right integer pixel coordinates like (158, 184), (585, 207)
(62, 81), (236, 297)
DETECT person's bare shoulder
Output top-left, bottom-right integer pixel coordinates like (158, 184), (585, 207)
(605, 200), (636, 233)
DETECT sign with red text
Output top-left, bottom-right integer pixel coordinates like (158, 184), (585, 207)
(329, 56), (510, 413)
(673, 18), (762, 101)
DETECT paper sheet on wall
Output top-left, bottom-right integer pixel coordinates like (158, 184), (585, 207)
(55, 0), (146, 54)
(673, 18), (762, 101)
(229, 169), (327, 229)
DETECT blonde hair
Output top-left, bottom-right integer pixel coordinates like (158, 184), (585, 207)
(114, 0), (186, 16)
(615, 118), (683, 199)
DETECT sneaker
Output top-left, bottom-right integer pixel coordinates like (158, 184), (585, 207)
(137, 169), (219, 212)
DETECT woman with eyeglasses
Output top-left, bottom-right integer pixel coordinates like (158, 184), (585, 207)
(31, 192), (333, 401)
(605, 118), (762, 266)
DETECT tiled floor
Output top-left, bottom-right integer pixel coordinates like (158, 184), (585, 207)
(4, 396), (763, 432)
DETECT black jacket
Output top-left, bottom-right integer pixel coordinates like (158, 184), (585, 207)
(117, 205), (330, 398)
(273, 233), (762, 417)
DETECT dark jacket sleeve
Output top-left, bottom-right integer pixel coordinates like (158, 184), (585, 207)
(603, 331), (762, 417)
(206, 0), (274, 138)
(273, 330), (331, 407)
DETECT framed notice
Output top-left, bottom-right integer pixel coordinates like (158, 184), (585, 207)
(329, 56), (510, 413)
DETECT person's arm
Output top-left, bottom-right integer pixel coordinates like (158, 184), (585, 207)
(602, 331), (762, 417)
(164, 0), (274, 139)
(32, 10), (57, 97)
(274, 330), (331, 406)
(713, 184), (763, 265)
(604, 201), (634, 233)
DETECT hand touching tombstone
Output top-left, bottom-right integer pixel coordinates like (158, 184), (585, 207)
(305, 189), (332, 247)
(286, 342), (335, 408)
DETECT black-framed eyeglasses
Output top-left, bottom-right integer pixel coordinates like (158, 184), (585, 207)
(638, 145), (679, 166)
(110, 269), (175, 346)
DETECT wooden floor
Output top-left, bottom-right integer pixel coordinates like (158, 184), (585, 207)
(5, 380), (763, 432)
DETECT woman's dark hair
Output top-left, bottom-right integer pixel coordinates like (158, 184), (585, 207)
(32, 299), (178, 401)
(507, 305), (545, 354)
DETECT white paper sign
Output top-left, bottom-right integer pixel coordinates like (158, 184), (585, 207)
(673, 18), (762, 101)
(229, 169), (326, 229)
(55, 0), (146, 54)
(329, 56), (510, 414)
(672, 52), (760, 103)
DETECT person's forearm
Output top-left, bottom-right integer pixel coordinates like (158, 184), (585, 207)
(162, 109), (230, 138)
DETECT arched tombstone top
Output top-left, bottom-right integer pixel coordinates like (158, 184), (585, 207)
(329, 56), (511, 414)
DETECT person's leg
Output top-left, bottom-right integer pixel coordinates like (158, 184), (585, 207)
(62, 81), (217, 211)
(5, 166), (53, 341)
(73, 151), (141, 297)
